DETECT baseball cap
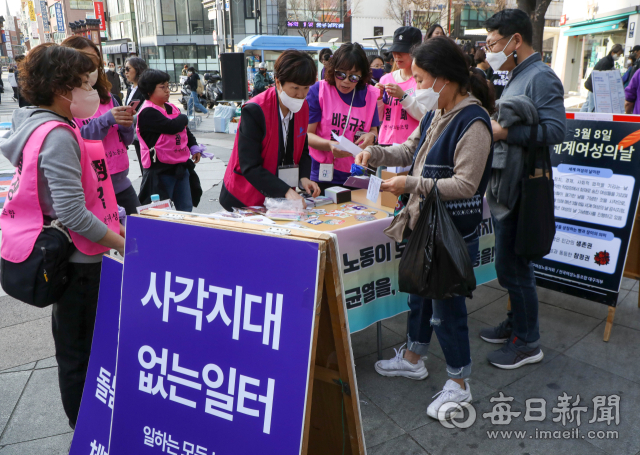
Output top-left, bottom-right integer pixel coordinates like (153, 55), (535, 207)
(388, 26), (423, 54)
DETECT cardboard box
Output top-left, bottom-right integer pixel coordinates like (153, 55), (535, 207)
(325, 186), (351, 204)
(380, 170), (409, 209)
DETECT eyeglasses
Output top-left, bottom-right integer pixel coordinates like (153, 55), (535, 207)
(483, 35), (512, 53)
(124, 67), (131, 72)
(370, 64), (384, 69)
(335, 70), (361, 83)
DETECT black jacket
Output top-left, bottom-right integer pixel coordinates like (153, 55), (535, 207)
(186, 73), (200, 92)
(106, 70), (122, 99)
(124, 85), (146, 111)
(585, 54), (615, 92)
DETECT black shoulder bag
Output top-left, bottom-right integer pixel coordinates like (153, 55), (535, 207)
(0, 220), (76, 308)
(514, 123), (556, 260)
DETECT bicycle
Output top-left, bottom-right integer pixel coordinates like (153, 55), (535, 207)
(169, 81), (180, 93)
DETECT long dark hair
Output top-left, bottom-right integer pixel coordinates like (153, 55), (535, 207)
(62, 35), (112, 104)
(426, 24), (445, 40)
(411, 36), (495, 114)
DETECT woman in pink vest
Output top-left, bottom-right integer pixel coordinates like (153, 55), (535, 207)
(62, 36), (139, 215)
(0, 43), (124, 428)
(306, 43), (380, 190)
(221, 50), (320, 210)
(136, 69), (203, 212)
(377, 26), (431, 146)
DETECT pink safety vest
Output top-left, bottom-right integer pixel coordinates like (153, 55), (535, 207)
(136, 101), (190, 168)
(378, 72), (420, 145)
(0, 121), (120, 262)
(308, 81), (378, 173)
(76, 96), (130, 175)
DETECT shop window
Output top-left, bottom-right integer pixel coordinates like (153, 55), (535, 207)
(163, 21), (177, 34)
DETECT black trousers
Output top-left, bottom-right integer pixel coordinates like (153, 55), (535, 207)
(116, 184), (141, 215)
(134, 140), (144, 175)
(52, 261), (102, 425)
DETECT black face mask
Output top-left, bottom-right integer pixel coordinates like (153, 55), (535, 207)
(259, 69), (266, 73)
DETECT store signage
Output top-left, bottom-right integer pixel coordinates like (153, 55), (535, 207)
(286, 20), (344, 29)
(27, 1), (36, 21)
(55, 3), (65, 33)
(94, 1), (106, 31)
(560, 14), (567, 26)
(109, 216), (320, 455)
(40, 0), (50, 32)
(533, 116), (640, 305)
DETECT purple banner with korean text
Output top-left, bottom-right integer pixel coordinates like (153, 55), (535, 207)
(69, 255), (122, 455)
(533, 117), (640, 305)
(110, 216), (321, 455)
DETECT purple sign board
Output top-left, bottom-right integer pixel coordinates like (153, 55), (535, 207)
(69, 255), (122, 455)
(110, 216), (321, 454)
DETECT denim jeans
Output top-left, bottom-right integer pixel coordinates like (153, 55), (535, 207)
(580, 91), (595, 112)
(190, 91), (208, 114)
(406, 239), (479, 379)
(158, 169), (193, 212)
(493, 212), (540, 345)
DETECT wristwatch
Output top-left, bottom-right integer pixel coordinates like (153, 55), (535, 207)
(399, 93), (409, 102)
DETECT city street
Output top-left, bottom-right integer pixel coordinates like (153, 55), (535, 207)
(1, 74), (640, 455)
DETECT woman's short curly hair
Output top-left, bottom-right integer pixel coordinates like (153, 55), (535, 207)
(62, 35), (112, 104)
(18, 43), (98, 107)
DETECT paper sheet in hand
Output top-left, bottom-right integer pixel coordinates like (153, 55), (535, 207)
(332, 132), (362, 156)
(367, 176), (382, 202)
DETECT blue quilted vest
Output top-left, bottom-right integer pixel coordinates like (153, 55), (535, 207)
(411, 104), (493, 241)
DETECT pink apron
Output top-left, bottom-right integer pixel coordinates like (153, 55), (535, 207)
(308, 81), (378, 173)
(136, 101), (190, 168)
(0, 121), (120, 262)
(378, 73), (420, 145)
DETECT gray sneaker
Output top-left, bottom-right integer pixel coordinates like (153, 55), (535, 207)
(487, 335), (544, 369)
(479, 318), (512, 344)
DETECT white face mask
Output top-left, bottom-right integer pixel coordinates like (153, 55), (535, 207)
(418, 78), (447, 111)
(278, 85), (305, 113)
(62, 83), (101, 119)
(613, 54), (622, 61)
(486, 35), (515, 72)
(88, 69), (98, 86)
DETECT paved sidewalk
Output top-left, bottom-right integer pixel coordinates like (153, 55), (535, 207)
(1, 100), (640, 454)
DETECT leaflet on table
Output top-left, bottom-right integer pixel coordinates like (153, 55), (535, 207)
(331, 132), (362, 156)
(110, 217), (321, 454)
(137, 199), (175, 214)
(534, 119), (640, 305)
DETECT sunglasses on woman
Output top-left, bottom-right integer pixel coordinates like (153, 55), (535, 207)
(124, 67), (131, 72)
(335, 70), (361, 83)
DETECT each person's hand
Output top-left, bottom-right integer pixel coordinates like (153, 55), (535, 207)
(192, 152), (201, 164)
(375, 83), (385, 99)
(381, 176), (407, 196)
(491, 119), (508, 142)
(329, 142), (352, 159)
(625, 101), (635, 114)
(285, 188), (303, 201)
(300, 178), (321, 197)
(384, 83), (405, 99)
(111, 106), (134, 127)
(355, 150), (372, 167)
(355, 132), (376, 149)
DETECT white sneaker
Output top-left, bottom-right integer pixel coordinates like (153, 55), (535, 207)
(374, 345), (428, 380)
(426, 379), (472, 420)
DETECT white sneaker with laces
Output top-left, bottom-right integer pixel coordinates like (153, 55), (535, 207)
(426, 379), (472, 420)
(374, 344), (428, 380)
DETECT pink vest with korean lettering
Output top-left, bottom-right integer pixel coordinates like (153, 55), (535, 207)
(378, 72), (419, 145)
(0, 121), (120, 262)
(136, 101), (190, 168)
(308, 81), (378, 173)
(76, 96), (130, 175)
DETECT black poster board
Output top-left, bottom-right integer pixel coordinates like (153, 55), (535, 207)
(533, 118), (640, 306)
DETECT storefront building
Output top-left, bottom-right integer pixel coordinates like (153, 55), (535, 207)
(553, 2), (640, 94)
(133, 0), (218, 82)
